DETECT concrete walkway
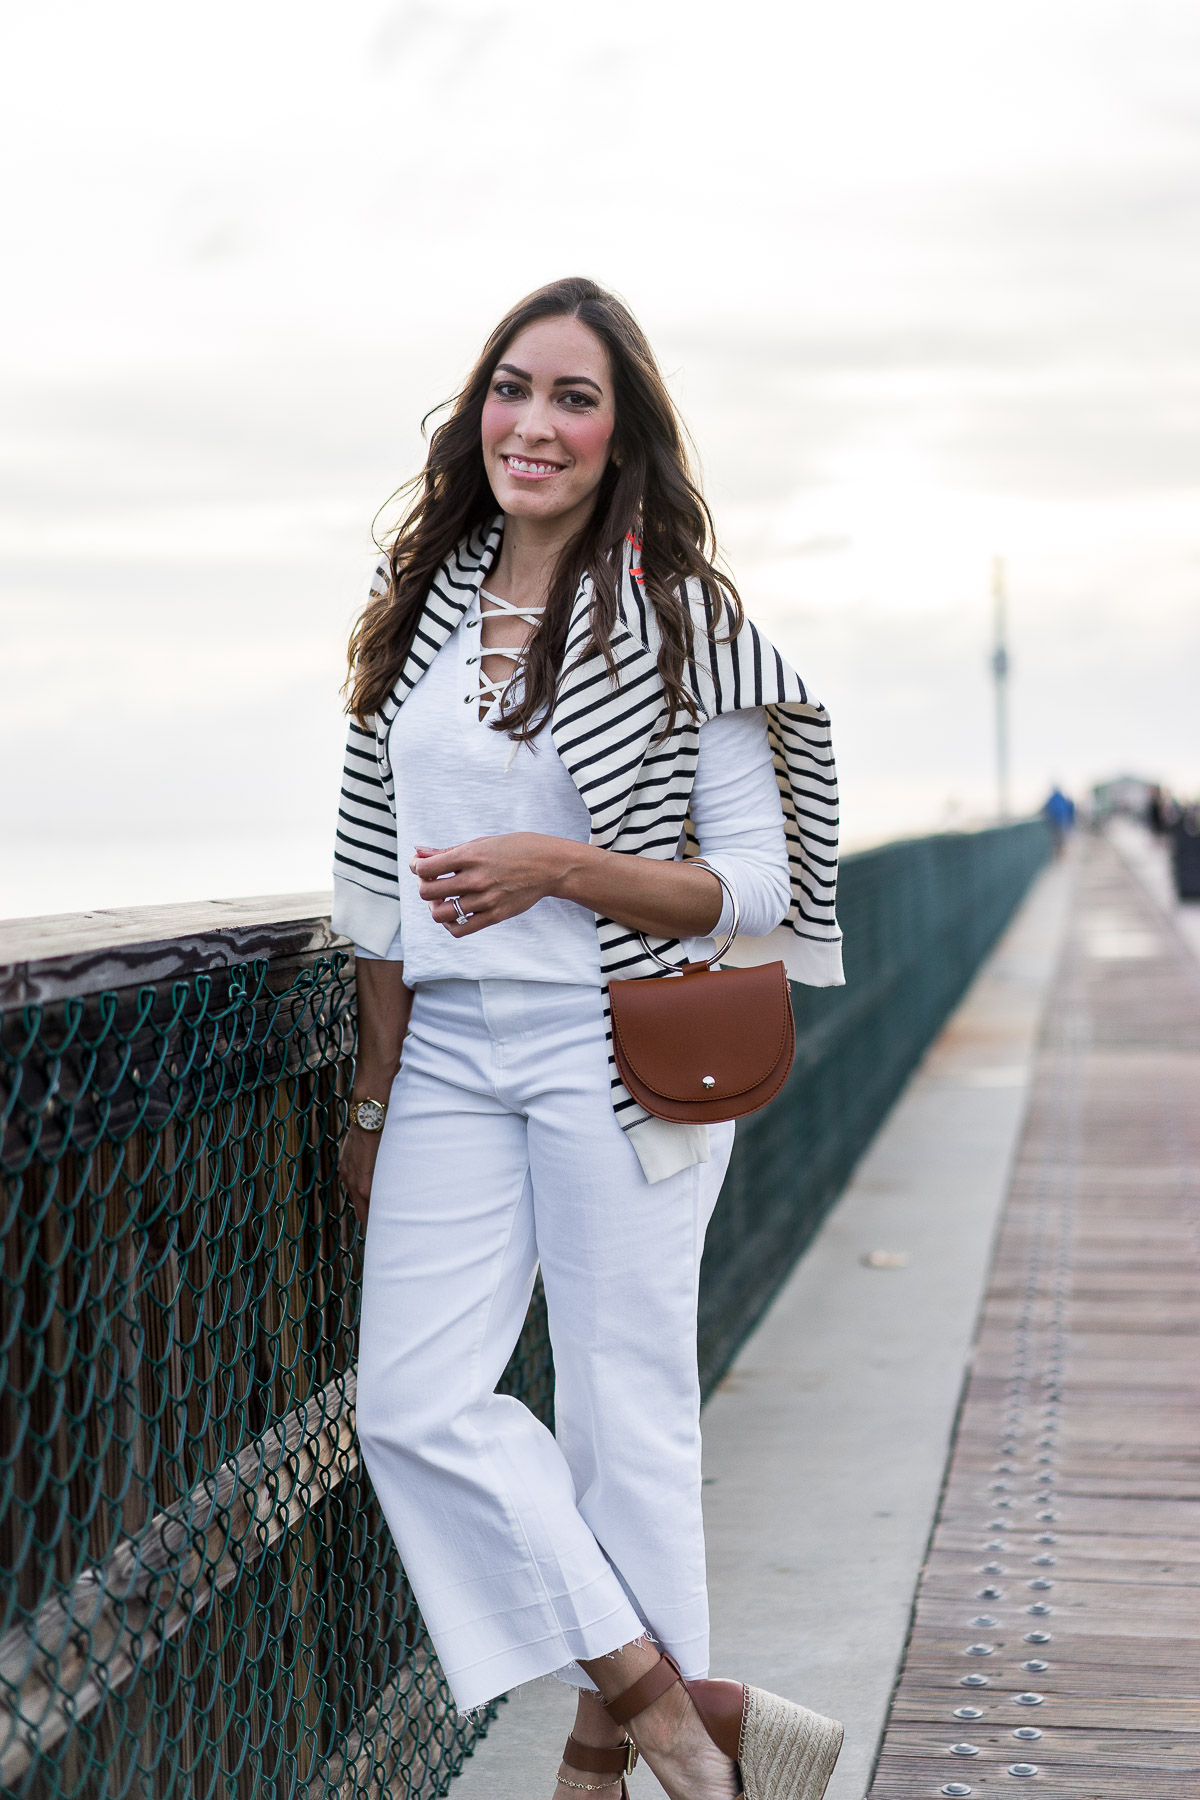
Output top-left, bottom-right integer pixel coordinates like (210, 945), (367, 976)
(451, 854), (1073, 1800)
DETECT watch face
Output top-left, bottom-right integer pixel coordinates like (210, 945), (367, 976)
(354, 1099), (386, 1132)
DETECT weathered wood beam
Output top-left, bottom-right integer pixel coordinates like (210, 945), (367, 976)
(0, 892), (347, 1007)
(0, 1369), (358, 1783)
(304, 1643), (456, 1800)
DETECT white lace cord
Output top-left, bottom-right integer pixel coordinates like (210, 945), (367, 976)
(476, 588), (545, 770)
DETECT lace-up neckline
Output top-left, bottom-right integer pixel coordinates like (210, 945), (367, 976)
(474, 587), (545, 719)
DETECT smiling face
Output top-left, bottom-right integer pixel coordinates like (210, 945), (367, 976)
(480, 314), (617, 526)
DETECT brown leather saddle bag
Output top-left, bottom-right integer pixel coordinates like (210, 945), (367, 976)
(607, 866), (796, 1125)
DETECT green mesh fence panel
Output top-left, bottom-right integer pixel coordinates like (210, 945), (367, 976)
(699, 818), (1052, 1388)
(0, 820), (1048, 1797)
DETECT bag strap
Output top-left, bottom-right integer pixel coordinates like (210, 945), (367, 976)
(637, 862), (741, 972)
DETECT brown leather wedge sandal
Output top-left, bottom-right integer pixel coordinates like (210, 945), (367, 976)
(557, 1730), (638, 1798)
(602, 1651), (844, 1800)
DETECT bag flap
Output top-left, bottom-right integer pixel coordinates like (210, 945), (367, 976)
(608, 962), (792, 1103)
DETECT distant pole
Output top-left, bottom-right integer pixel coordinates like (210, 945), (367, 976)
(991, 556), (1010, 821)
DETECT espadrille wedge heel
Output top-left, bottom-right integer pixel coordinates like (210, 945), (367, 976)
(603, 1650), (843, 1800)
(736, 1685), (843, 1800)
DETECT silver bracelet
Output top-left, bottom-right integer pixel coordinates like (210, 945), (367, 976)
(636, 861), (740, 970)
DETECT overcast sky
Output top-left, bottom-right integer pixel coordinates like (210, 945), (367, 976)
(2, 0), (1198, 916)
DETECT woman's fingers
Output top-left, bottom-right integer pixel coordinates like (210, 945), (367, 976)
(410, 845), (464, 881)
(417, 877), (475, 904)
(411, 845), (473, 905)
(413, 866), (478, 905)
(429, 894), (487, 923)
(424, 890), (515, 935)
(431, 904), (493, 935)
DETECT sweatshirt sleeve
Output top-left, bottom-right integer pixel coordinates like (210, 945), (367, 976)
(351, 921), (404, 963)
(331, 711), (403, 955)
(331, 556), (405, 954)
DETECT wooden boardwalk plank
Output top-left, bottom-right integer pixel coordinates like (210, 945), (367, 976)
(890, 1692), (1200, 1731)
(866, 836), (1200, 1798)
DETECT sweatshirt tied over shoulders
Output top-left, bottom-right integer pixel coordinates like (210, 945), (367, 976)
(333, 516), (844, 1183)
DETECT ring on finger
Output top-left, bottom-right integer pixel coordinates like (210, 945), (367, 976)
(449, 895), (470, 924)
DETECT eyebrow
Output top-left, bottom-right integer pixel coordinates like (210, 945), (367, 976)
(496, 363), (603, 394)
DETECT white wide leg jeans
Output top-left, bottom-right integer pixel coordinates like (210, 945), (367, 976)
(355, 978), (735, 1715)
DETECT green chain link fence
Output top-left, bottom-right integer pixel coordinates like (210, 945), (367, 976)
(699, 817), (1050, 1386)
(1, 819), (1048, 1799)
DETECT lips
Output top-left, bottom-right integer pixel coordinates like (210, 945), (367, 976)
(502, 455), (565, 477)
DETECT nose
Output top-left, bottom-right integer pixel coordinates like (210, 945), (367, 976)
(515, 394), (557, 447)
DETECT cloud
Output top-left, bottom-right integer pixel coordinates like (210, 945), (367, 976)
(368, 0), (508, 76)
(4, 0), (1200, 918)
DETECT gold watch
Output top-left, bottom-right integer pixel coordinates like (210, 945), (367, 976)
(350, 1096), (388, 1133)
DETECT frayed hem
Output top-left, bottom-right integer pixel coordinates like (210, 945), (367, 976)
(455, 1695), (508, 1727)
(591, 1630), (660, 1663)
(445, 1617), (663, 1713)
(552, 1631), (661, 1692)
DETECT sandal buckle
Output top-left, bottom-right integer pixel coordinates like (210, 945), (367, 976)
(624, 1738), (638, 1775)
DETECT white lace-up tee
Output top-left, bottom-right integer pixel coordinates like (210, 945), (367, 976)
(355, 582), (790, 985)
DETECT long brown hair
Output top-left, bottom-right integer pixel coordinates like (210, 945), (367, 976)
(346, 276), (743, 737)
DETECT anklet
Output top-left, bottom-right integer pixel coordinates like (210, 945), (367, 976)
(557, 1779), (622, 1792)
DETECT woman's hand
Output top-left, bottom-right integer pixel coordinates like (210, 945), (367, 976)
(412, 836), (574, 936)
(339, 1126), (381, 1228)
(412, 835), (723, 942)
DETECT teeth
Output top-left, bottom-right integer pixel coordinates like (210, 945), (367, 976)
(507, 457), (560, 474)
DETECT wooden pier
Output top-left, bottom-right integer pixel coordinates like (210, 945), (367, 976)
(868, 834), (1200, 1796)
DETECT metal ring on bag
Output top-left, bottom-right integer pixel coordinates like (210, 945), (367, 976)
(637, 862), (741, 971)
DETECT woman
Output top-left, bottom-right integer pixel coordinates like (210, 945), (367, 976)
(334, 278), (844, 1800)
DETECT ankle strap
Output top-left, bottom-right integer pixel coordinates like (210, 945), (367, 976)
(603, 1653), (682, 1728)
(563, 1733), (637, 1775)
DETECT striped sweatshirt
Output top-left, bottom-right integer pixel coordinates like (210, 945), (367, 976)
(333, 515), (843, 1181)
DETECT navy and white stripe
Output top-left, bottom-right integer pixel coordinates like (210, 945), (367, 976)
(334, 516), (842, 1141)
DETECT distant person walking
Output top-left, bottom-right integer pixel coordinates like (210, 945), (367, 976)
(1171, 802), (1200, 900)
(1042, 785), (1076, 856)
(332, 278), (845, 1800)
(1148, 784), (1176, 836)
